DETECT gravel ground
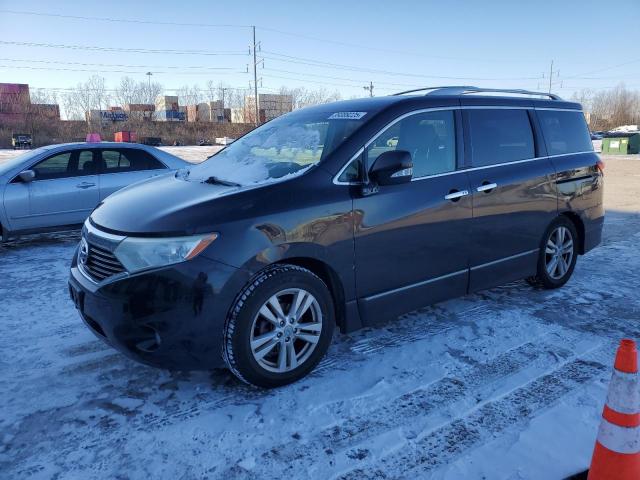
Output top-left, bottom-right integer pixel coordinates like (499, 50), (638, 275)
(0, 151), (639, 479)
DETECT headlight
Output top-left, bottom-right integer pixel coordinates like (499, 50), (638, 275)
(114, 233), (218, 273)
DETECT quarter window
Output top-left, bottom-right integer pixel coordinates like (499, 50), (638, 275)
(468, 109), (534, 166)
(337, 152), (362, 183)
(537, 110), (593, 155)
(367, 110), (456, 178)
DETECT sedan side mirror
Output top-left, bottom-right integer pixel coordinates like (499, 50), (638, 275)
(18, 170), (35, 183)
(370, 150), (413, 186)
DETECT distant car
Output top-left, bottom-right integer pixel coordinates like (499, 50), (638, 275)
(0, 142), (188, 241)
(141, 137), (162, 147)
(12, 133), (32, 150)
(590, 132), (603, 140)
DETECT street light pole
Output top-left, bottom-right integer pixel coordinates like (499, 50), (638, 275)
(146, 71), (153, 102)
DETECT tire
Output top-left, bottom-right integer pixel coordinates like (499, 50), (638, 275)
(526, 217), (578, 289)
(223, 264), (334, 388)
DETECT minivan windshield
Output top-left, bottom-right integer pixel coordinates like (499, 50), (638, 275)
(185, 109), (367, 185)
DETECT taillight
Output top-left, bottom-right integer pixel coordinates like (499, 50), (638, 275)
(596, 159), (605, 175)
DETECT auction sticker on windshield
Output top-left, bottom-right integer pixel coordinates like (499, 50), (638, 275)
(328, 112), (367, 120)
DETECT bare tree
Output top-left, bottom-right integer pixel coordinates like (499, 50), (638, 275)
(589, 84), (640, 130)
(278, 86), (341, 110)
(176, 84), (204, 106)
(62, 75), (110, 120)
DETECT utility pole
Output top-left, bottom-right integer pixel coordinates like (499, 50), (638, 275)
(252, 26), (259, 126)
(363, 81), (374, 97)
(548, 60), (554, 94)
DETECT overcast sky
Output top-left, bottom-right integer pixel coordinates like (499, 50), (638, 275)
(0, 0), (638, 100)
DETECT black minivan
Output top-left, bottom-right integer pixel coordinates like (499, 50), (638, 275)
(69, 87), (604, 387)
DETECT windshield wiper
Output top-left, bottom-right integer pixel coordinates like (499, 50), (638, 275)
(204, 176), (241, 187)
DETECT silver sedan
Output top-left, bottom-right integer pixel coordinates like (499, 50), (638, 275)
(0, 142), (188, 240)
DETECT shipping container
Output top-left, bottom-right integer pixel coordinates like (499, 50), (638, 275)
(114, 131), (137, 143)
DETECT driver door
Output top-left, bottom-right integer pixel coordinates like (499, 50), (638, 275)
(353, 109), (472, 325)
(4, 149), (100, 231)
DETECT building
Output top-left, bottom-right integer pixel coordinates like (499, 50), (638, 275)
(230, 107), (246, 123)
(244, 94), (293, 123)
(86, 110), (129, 123)
(34, 104), (61, 119)
(0, 82), (61, 123)
(154, 95), (185, 122)
(186, 101), (229, 123)
(124, 103), (155, 120)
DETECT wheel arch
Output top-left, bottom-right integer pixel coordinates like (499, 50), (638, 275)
(559, 211), (585, 255)
(275, 257), (348, 332)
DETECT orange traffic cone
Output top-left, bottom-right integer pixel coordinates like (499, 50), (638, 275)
(587, 339), (640, 479)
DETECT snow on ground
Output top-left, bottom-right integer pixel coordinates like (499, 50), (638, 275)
(0, 145), (223, 166)
(1, 154), (640, 479)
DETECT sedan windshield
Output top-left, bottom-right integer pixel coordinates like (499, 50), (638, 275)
(186, 109), (367, 185)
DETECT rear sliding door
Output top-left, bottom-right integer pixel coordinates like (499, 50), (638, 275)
(464, 108), (557, 291)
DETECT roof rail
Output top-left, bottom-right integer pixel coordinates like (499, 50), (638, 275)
(392, 86), (563, 101)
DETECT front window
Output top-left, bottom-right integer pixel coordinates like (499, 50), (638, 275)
(185, 109), (367, 186)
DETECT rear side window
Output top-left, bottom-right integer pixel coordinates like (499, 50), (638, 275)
(101, 149), (165, 173)
(537, 110), (593, 155)
(468, 109), (534, 166)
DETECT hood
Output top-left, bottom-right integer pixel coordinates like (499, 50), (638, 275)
(90, 173), (243, 236)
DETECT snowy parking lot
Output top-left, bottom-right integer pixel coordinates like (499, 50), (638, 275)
(1, 151), (640, 479)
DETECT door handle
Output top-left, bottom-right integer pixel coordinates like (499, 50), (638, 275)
(76, 182), (96, 189)
(477, 182), (497, 193)
(444, 189), (469, 201)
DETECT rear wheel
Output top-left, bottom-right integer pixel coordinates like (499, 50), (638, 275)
(527, 217), (578, 289)
(223, 265), (334, 388)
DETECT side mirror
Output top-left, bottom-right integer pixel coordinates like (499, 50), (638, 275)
(18, 170), (35, 183)
(370, 150), (413, 186)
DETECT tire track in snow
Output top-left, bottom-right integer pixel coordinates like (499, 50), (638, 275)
(127, 305), (489, 433)
(223, 330), (587, 477)
(336, 356), (607, 480)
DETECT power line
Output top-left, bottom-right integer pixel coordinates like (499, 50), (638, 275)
(263, 67), (425, 88)
(0, 64), (245, 76)
(562, 58), (640, 80)
(0, 40), (248, 56)
(261, 50), (541, 81)
(0, 9), (251, 28)
(0, 9), (562, 64)
(0, 57), (238, 71)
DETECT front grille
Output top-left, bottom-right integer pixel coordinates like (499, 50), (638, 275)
(83, 243), (126, 281)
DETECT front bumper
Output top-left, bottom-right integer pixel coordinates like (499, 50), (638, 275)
(69, 250), (250, 370)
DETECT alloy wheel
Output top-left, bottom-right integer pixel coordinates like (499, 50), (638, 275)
(249, 288), (323, 373)
(545, 226), (574, 280)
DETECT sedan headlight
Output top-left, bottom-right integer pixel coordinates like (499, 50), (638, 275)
(114, 233), (218, 273)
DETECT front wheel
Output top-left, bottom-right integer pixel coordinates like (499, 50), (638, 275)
(223, 265), (334, 388)
(527, 217), (578, 289)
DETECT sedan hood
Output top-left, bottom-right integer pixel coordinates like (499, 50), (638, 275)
(90, 173), (244, 235)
